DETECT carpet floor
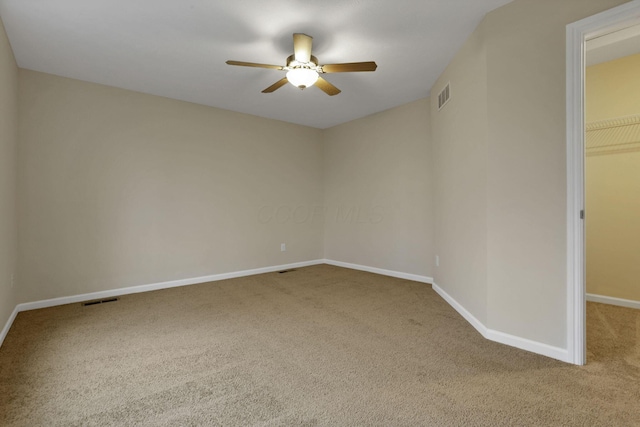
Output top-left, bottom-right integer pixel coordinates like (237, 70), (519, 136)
(0, 264), (639, 426)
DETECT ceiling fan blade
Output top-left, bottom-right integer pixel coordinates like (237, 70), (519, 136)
(293, 33), (313, 63)
(315, 76), (341, 96)
(321, 62), (378, 73)
(262, 77), (289, 93)
(226, 60), (284, 70)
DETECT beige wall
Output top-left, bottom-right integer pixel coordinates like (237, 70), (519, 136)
(431, 26), (488, 324)
(587, 54), (640, 122)
(430, 0), (628, 349)
(0, 17), (18, 332)
(586, 152), (640, 301)
(18, 70), (324, 302)
(586, 54), (640, 301)
(16, 70), (435, 307)
(323, 99), (433, 277)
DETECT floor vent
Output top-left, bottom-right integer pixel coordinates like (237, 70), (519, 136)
(82, 297), (119, 306)
(278, 269), (297, 274)
(438, 82), (451, 110)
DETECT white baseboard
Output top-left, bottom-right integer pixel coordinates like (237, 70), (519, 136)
(587, 293), (640, 310)
(0, 259), (324, 348)
(2, 259), (574, 365)
(323, 259), (433, 284)
(17, 259), (325, 313)
(0, 305), (20, 349)
(432, 283), (570, 363)
(431, 283), (487, 334)
(484, 329), (569, 363)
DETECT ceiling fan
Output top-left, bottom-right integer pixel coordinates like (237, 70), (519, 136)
(226, 33), (377, 96)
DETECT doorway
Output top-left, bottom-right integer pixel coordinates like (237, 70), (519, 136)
(566, 0), (640, 365)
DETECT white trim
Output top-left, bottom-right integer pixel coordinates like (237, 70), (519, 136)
(587, 293), (640, 310)
(484, 329), (569, 363)
(17, 259), (325, 312)
(566, 0), (640, 366)
(566, 12), (586, 365)
(1, 259), (573, 363)
(1, 259), (429, 349)
(431, 283), (486, 334)
(18, 260), (324, 312)
(0, 305), (20, 348)
(0, 259), (324, 347)
(323, 259), (433, 284)
(432, 283), (569, 363)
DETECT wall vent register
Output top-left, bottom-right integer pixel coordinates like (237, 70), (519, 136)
(438, 83), (451, 110)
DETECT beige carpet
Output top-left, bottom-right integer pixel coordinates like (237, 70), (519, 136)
(0, 264), (639, 426)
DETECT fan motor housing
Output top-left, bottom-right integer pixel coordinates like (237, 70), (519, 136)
(286, 54), (318, 67)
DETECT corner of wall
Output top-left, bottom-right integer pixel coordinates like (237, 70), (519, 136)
(321, 98), (434, 278)
(0, 15), (19, 347)
(429, 16), (489, 327)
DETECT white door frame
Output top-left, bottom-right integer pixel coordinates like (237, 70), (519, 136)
(566, 0), (640, 365)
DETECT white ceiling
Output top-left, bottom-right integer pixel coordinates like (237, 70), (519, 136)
(0, 0), (513, 129)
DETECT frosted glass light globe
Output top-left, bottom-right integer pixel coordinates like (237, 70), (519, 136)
(286, 68), (319, 89)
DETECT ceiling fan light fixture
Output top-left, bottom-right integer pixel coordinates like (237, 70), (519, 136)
(226, 33), (376, 96)
(286, 67), (319, 89)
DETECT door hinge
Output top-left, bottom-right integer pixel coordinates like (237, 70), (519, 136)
(580, 210), (584, 219)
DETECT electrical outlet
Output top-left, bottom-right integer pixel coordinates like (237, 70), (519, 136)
(281, 243), (286, 252)
(435, 255), (440, 267)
